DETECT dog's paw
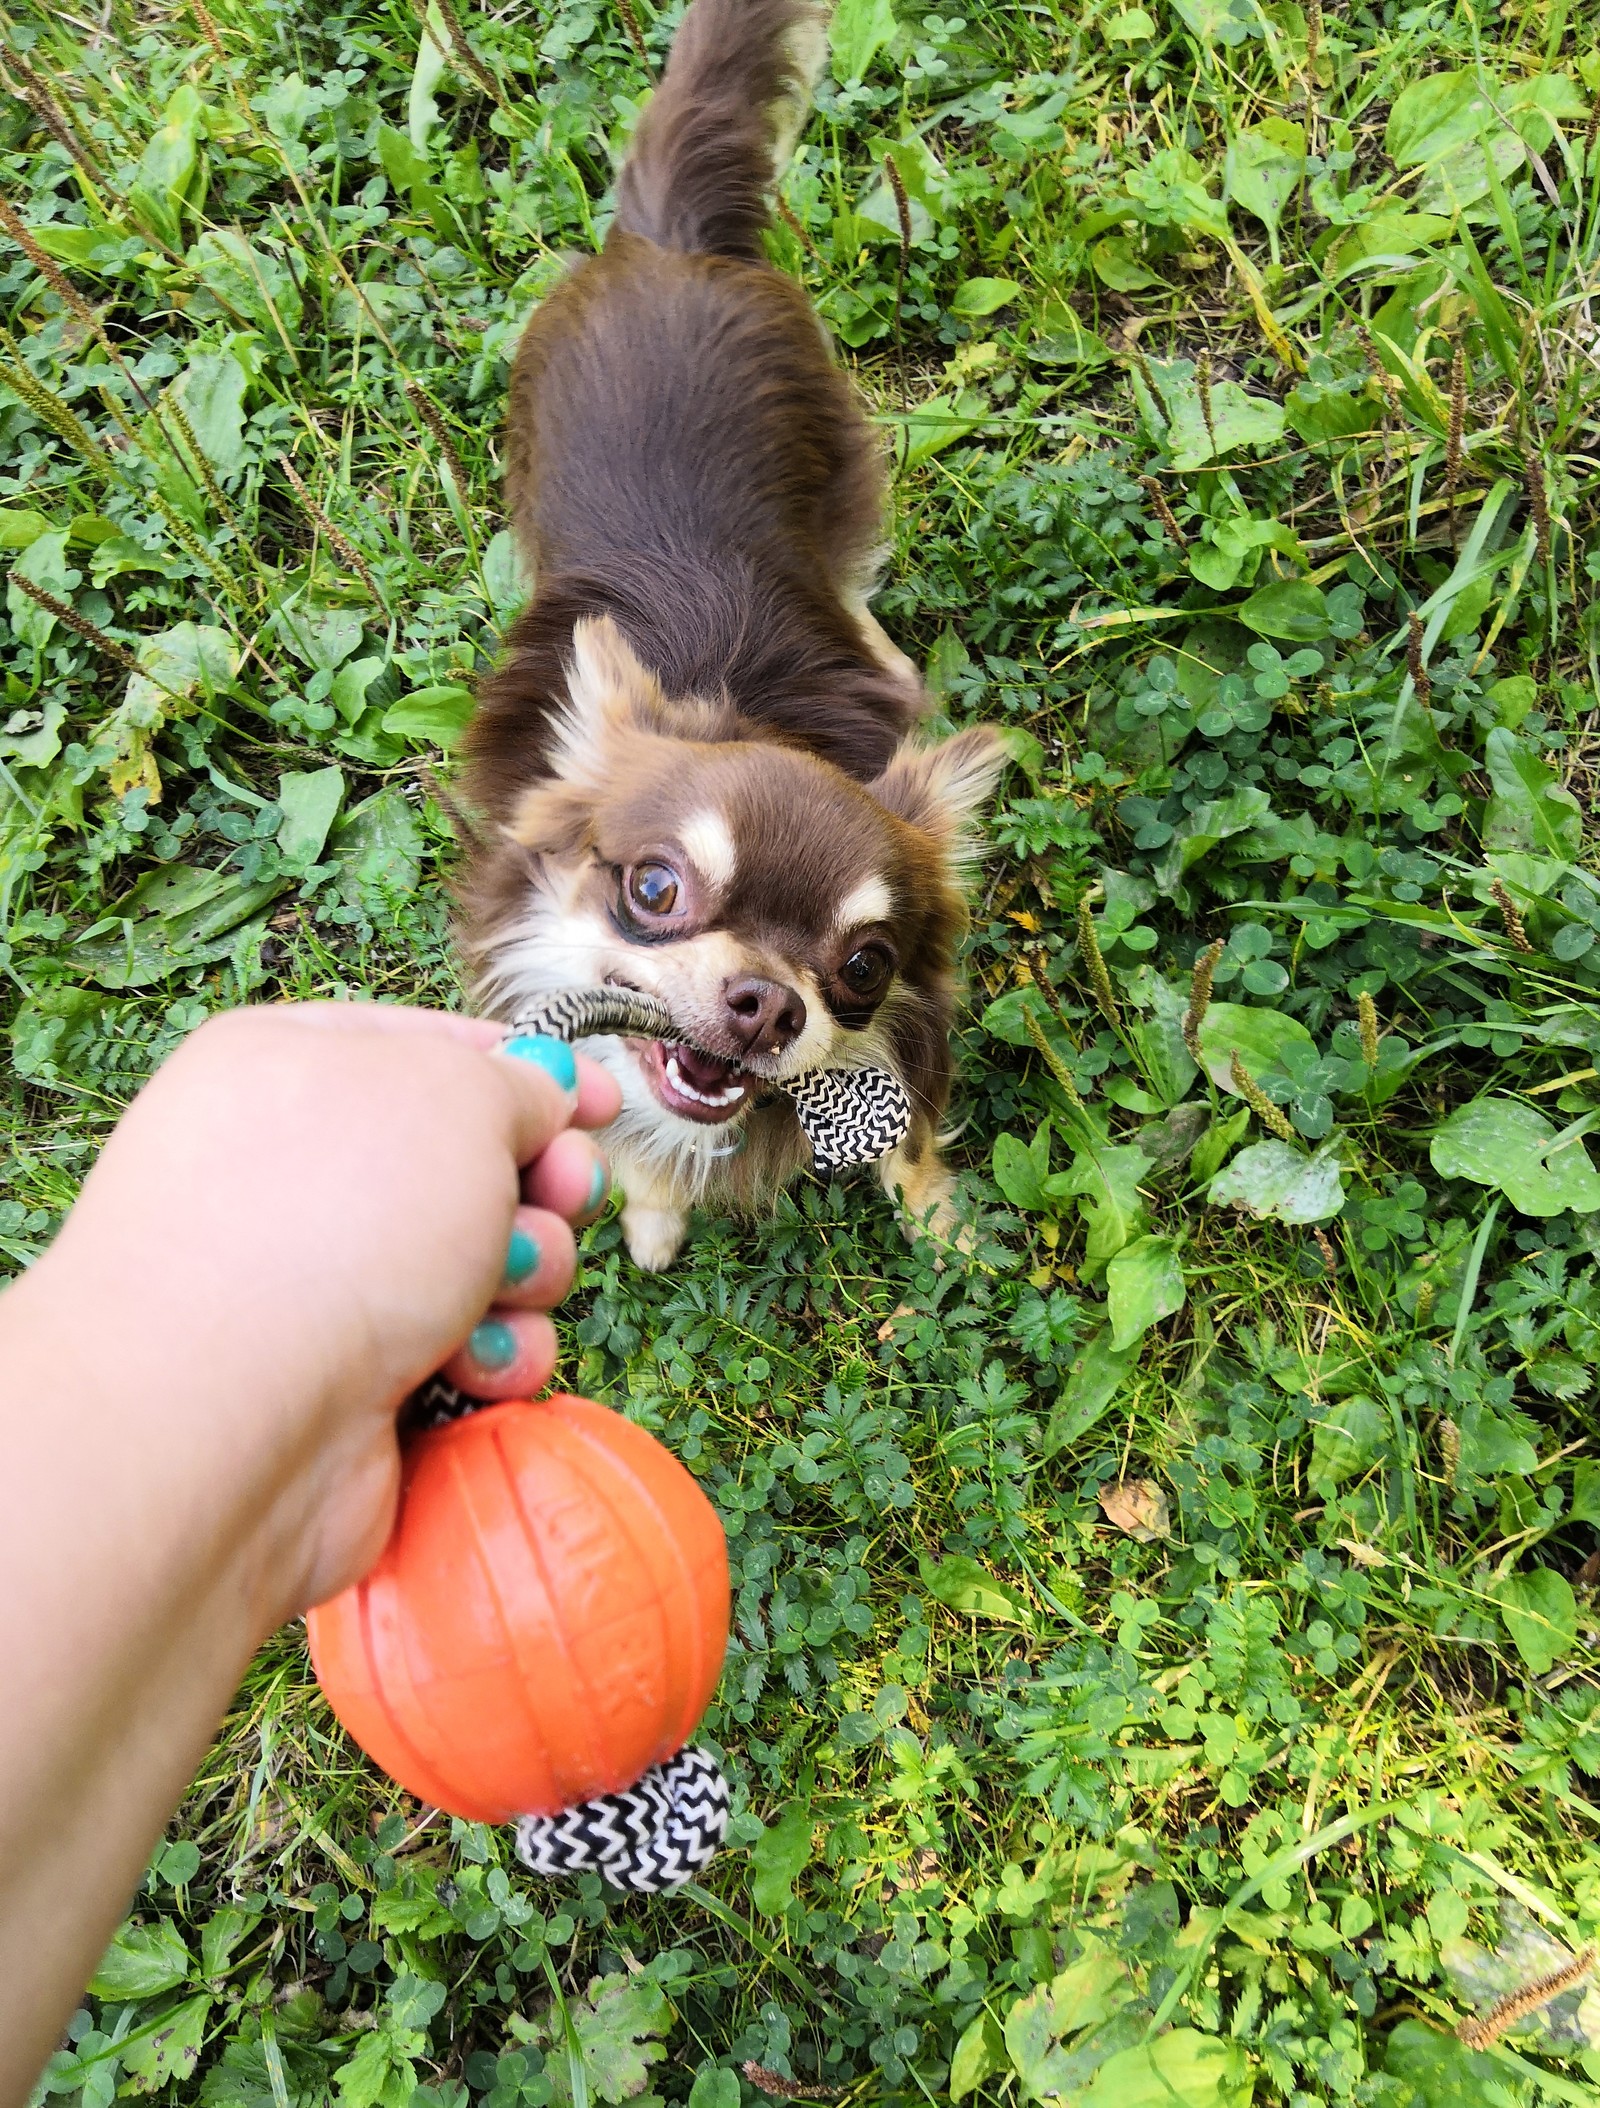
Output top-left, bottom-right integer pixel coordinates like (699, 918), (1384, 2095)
(623, 1202), (689, 1272)
(904, 1187), (979, 1265)
(880, 1148), (976, 1265)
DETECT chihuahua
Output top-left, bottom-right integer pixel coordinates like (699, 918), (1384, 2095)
(458, 0), (1001, 1271)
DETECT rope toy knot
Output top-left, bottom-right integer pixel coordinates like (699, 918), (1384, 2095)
(514, 1746), (730, 1893)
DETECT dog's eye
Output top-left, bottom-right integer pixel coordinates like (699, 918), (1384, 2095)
(628, 862), (682, 916)
(841, 945), (891, 998)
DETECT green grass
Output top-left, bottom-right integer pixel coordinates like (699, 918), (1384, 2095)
(7, 0), (1600, 2099)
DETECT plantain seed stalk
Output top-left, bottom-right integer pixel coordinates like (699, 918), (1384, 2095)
(1406, 608), (1432, 711)
(613, 0), (656, 78)
(1438, 1409), (1458, 1477)
(1524, 447), (1552, 565)
(1230, 1051), (1298, 1142)
(885, 154), (911, 346)
(404, 380), (471, 498)
(0, 197), (153, 413)
(1358, 325), (1402, 414)
(1184, 938), (1224, 1058)
(1196, 347), (1218, 456)
(1076, 893), (1122, 1031)
(277, 450), (386, 608)
(7, 575), (138, 669)
(1491, 877), (1534, 953)
(1457, 1949), (1595, 2051)
(1358, 989), (1379, 1069)
(1, 339), (115, 474)
(1140, 474), (1189, 550)
(1022, 1003), (1086, 1109)
(1445, 345), (1466, 542)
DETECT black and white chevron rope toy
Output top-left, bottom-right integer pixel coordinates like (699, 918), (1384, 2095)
(508, 987), (911, 1171)
(482, 985), (902, 1888)
(514, 1745), (730, 1893)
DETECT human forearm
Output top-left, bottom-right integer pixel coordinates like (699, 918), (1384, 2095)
(0, 1258), (294, 2099)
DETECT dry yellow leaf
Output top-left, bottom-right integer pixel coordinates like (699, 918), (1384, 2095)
(1098, 1478), (1171, 1541)
(1336, 1538), (1388, 1569)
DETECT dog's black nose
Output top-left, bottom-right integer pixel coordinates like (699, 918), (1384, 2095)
(722, 975), (807, 1055)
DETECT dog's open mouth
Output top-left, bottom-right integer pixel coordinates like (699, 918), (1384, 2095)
(637, 1039), (753, 1125)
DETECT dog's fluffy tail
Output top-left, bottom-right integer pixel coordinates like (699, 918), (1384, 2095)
(611, 0), (824, 261)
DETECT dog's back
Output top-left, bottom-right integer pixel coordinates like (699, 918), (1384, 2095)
(464, 0), (922, 824)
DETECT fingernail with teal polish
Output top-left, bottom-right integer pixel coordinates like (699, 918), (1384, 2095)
(585, 1158), (609, 1215)
(504, 1228), (541, 1287)
(468, 1319), (518, 1372)
(501, 1034), (577, 1093)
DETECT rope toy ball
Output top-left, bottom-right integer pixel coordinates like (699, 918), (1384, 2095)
(308, 1397), (731, 1890)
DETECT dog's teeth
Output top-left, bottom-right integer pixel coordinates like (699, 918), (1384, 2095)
(666, 1054), (711, 1106)
(664, 1052), (744, 1110)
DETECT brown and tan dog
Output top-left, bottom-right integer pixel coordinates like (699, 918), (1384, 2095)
(458, 0), (1001, 1270)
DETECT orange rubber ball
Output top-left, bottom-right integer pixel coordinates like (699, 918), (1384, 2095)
(307, 1395), (729, 1824)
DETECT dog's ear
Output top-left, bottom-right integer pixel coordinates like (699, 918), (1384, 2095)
(870, 725), (1005, 853)
(544, 614), (670, 788)
(509, 619), (656, 848)
(508, 777), (593, 854)
(509, 617), (735, 850)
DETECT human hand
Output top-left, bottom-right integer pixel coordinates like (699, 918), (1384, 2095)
(22, 1002), (621, 1621)
(0, 1002), (624, 2082)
